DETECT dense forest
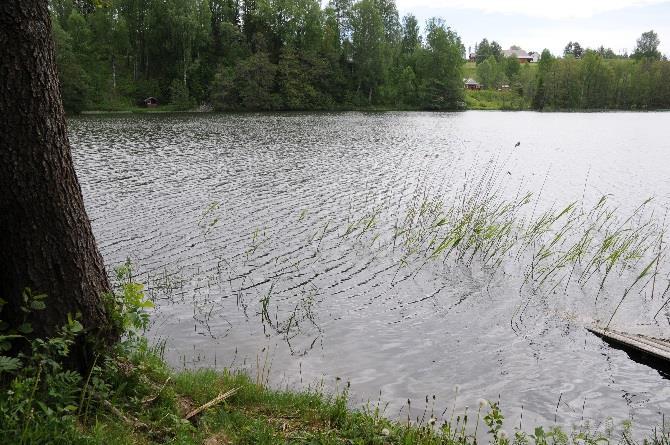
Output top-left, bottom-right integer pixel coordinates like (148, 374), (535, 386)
(51, 0), (670, 113)
(470, 32), (670, 110)
(51, 0), (465, 112)
(531, 48), (670, 110)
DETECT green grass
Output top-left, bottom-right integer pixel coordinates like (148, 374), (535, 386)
(4, 336), (660, 445)
(463, 62), (477, 80)
(464, 90), (530, 110)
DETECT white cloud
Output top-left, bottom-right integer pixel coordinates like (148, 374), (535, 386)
(396, 0), (670, 19)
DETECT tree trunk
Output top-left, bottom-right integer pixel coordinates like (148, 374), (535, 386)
(0, 0), (119, 368)
(112, 53), (117, 91)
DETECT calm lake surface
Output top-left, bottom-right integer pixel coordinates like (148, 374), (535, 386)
(69, 111), (670, 433)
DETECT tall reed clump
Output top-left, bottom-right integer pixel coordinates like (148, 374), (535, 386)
(339, 161), (668, 324)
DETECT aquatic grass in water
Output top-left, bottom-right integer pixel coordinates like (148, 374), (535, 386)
(178, 157), (670, 344)
(351, 164), (669, 326)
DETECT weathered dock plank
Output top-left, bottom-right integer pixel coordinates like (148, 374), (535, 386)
(587, 326), (670, 362)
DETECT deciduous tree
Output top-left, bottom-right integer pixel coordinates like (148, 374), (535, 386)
(633, 30), (661, 60)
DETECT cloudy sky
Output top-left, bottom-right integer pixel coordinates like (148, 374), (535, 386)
(395, 0), (670, 56)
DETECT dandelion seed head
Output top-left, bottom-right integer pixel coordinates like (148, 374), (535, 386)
(478, 398), (489, 409)
(499, 429), (509, 440)
(381, 428), (390, 436)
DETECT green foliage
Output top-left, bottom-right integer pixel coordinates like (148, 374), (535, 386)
(475, 38), (503, 64)
(350, 0), (388, 104)
(564, 41), (583, 59)
(633, 30), (662, 60)
(465, 89), (528, 111)
(401, 14), (421, 55)
(417, 18), (465, 110)
(503, 55), (521, 80)
(49, 3), (670, 112)
(52, 17), (91, 114)
(0, 260), (157, 444)
(476, 55), (505, 90)
(169, 79), (193, 110)
(483, 401), (504, 440)
(0, 300), (85, 444)
(277, 47), (324, 109)
(0, 289), (48, 364)
(234, 52), (280, 110)
(110, 260), (154, 339)
(51, 0), (467, 111)
(531, 50), (670, 110)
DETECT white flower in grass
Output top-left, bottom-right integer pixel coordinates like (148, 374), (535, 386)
(381, 427), (390, 436)
(499, 429), (509, 441)
(429, 416), (437, 426)
(478, 398), (489, 409)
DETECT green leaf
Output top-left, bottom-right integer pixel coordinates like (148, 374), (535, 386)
(36, 401), (52, 416)
(17, 323), (32, 334)
(0, 355), (22, 373)
(30, 300), (46, 310)
(70, 320), (83, 334)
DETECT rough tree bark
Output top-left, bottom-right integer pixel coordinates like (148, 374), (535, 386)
(0, 1), (119, 367)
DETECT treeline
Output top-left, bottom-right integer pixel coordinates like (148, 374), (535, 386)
(532, 50), (670, 110)
(470, 31), (670, 110)
(50, 0), (466, 112)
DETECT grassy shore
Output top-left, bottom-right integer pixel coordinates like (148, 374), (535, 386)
(74, 343), (478, 445)
(2, 299), (669, 445)
(3, 336), (668, 445)
(464, 90), (530, 110)
(1, 338), (513, 445)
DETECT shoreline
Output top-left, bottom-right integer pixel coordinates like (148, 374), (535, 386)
(76, 106), (670, 115)
(67, 343), (670, 444)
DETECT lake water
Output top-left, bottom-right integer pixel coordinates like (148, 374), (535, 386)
(69, 111), (670, 435)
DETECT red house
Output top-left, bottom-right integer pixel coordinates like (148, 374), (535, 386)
(464, 78), (481, 90)
(144, 97), (158, 108)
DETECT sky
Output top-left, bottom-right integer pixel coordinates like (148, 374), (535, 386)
(394, 0), (670, 56)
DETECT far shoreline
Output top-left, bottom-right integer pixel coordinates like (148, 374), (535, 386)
(76, 107), (670, 115)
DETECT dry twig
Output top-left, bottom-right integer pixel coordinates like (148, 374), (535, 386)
(184, 387), (239, 420)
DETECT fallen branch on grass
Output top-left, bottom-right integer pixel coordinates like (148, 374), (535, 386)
(184, 387), (239, 420)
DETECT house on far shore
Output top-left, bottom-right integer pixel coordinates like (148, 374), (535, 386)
(464, 78), (481, 90)
(143, 97), (158, 108)
(529, 51), (541, 63)
(502, 47), (534, 63)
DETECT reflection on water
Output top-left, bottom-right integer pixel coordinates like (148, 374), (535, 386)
(69, 111), (670, 434)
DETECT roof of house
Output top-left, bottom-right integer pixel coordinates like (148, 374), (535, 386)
(464, 78), (480, 85)
(503, 48), (533, 59)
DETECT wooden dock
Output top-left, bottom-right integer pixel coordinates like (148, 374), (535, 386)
(587, 326), (670, 375)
